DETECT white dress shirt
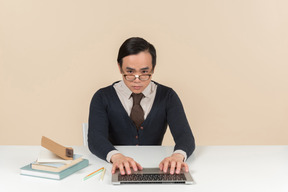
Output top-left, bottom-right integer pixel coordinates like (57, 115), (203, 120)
(106, 80), (187, 162)
(114, 80), (157, 119)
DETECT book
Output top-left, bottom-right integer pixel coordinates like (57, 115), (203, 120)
(20, 159), (89, 180)
(31, 154), (83, 172)
(36, 149), (76, 164)
(31, 149), (83, 172)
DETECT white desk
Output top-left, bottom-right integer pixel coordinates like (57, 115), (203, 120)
(1, 145), (288, 192)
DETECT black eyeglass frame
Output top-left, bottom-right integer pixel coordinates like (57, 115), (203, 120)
(123, 74), (152, 81)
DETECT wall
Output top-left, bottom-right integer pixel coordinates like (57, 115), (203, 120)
(0, 0), (287, 145)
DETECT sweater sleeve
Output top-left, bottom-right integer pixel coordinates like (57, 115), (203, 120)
(88, 89), (117, 161)
(166, 89), (195, 159)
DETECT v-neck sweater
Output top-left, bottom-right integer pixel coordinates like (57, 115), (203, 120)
(88, 81), (195, 161)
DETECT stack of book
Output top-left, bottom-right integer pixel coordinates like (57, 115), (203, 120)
(20, 137), (89, 180)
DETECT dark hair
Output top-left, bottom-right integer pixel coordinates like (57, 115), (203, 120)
(117, 37), (157, 70)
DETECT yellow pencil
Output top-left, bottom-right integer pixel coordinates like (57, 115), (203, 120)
(83, 169), (103, 181)
(100, 168), (106, 181)
(84, 167), (104, 179)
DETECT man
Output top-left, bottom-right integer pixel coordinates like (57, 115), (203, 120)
(88, 37), (195, 175)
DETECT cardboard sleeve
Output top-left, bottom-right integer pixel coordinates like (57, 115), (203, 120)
(41, 136), (73, 160)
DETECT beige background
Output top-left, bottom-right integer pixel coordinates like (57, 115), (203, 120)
(0, 0), (287, 145)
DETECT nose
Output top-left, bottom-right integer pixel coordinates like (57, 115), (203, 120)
(133, 75), (141, 82)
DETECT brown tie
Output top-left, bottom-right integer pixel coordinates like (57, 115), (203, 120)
(130, 93), (144, 129)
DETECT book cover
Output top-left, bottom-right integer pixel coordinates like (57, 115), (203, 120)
(36, 150), (79, 164)
(20, 159), (89, 180)
(31, 154), (83, 172)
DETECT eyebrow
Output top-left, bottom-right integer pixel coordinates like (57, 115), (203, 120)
(140, 67), (150, 70)
(125, 67), (150, 71)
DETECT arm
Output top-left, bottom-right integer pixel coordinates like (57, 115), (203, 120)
(88, 89), (142, 174)
(88, 89), (116, 161)
(159, 89), (195, 174)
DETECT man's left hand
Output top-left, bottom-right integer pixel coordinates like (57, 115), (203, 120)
(159, 153), (189, 174)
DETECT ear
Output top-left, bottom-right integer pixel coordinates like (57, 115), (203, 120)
(151, 66), (155, 74)
(118, 63), (122, 74)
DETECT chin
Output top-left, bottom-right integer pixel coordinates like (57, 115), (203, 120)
(129, 86), (143, 94)
(131, 89), (143, 94)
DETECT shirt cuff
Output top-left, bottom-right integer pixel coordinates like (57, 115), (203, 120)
(106, 150), (121, 163)
(173, 150), (187, 162)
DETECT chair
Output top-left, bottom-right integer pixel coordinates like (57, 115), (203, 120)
(82, 123), (88, 146)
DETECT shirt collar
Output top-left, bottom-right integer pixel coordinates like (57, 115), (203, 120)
(118, 80), (155, 99)
(117, 80), (132, 99)
(142, 82), (153, 98)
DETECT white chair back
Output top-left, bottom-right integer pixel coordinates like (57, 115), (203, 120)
(82, 123), (88, 146)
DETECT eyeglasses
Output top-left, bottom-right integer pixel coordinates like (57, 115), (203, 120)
(123, 74), (152, 81)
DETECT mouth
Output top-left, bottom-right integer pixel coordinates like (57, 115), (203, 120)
(132, 86), (142, 90)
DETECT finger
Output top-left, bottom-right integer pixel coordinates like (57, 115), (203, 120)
(182, 162), (189, 172)
(135, 162), (143, 170)
(118, 164), (126, 175)
(111, 163), (117, 174)
(163, 160), (170, 173)
(175, 161), (182, 174)
(159, 159), (166, 171)
(159, 161), (164, 171)
(130, 160), (138, 172)
(170, 161), (176, 174)
(123, 161), (132, 175)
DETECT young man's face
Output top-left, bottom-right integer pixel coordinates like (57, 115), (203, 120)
(119, 51), (153, 94)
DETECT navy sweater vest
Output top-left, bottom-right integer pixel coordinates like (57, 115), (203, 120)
(88, 82), (195, 161)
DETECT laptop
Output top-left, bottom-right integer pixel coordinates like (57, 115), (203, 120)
(112, 167), (194, 184)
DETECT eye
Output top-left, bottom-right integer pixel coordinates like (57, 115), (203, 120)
(142, 70), (149, 74)
(126, 70), (133, 74)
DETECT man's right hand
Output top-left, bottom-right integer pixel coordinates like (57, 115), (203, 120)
(111, 153), (143, 175)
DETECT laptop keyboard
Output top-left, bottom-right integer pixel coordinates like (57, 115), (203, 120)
(118, 173), (186, 182)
